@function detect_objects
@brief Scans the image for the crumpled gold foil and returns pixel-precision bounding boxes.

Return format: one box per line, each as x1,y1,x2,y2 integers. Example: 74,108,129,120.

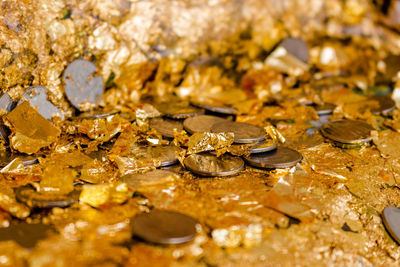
79,182,132,208
187,132,234,156
5,102,60,154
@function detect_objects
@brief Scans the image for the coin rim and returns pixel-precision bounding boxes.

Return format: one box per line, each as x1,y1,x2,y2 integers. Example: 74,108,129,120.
211,121,266,144
183,153,244,177
131,210,198,245
244,146,303,169
320,119,373,144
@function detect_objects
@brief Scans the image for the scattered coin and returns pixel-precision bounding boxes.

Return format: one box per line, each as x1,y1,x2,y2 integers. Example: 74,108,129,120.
280,37,309,63
245,147,303,169
15,185,81,208
243,140,277,154
314,103,336,116
183,115,227,134
131,145,178,167
63,59,104,111
0,92,16,112
74,109,119,120
150,117,183,138
0,222,55,248
155,101,204,119
382,206,400,244
211,121,265,144
368,95,396,115
183,153,244,176
190,101,238,115
121,169,178,188
19,86,64,120
0,92,17,141
320,119,373,144
131,210,198,245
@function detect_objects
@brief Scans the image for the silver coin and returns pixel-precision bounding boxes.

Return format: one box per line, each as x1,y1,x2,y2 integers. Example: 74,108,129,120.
244,140,277,154
19,86,64,120
155,101,204,119
63,59,104,111
320,119,373,144
149,118,183,138
131,210,198,245
368,95,396,115
183,153,244,177
382,206,400,244
314,103,336,116
131,145,178,167
191,102,238,115
74,109,119,120
183,115,226,134
0,92,16,112
245,147,302,169
280,37,309,63
211,121,265,144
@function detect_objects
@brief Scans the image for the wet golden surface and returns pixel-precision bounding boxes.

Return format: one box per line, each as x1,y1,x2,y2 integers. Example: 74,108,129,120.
1,0,400,266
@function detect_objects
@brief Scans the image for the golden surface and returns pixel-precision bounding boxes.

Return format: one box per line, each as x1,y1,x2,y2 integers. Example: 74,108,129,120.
0,0,400,266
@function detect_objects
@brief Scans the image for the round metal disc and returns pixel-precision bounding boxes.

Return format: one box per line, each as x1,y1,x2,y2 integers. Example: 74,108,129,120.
0,92,16,112
131,210,198,245
74,109,119,120
280,37,309,63
245,147,303,169
190,101,238,115
63,59,104,111
320,119,373,144
121,169,178,188
183,115,227,134
15,185,81,208
0,222,55,248
211,121,265,144
382,206,400,244
314,103,336,116
19,86,64,120
131,145,178,167
183,153,244,177
149,118,183,139
156,101,204,119
242,140,277,154
368,95,396,115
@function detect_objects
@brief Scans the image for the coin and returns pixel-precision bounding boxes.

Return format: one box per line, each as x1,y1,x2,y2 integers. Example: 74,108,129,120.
211,121,265,144
368,95,395,115
245,147,303,169
0,222,55,248
243,140,277,154
19,86,64,120
15,185,81,208
320,119,373,144
155,101,204,119
63,59,104,111
0,92,17,141
190,101,238,115
131,210,198,245
382,206,400,244
149,117,183,138
280,37,309,63
183,153,244,176
314,103,336,116
131,145,178,167
183,115,227,134
0,92,16,112
121,169,178,188
74,109,119,120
